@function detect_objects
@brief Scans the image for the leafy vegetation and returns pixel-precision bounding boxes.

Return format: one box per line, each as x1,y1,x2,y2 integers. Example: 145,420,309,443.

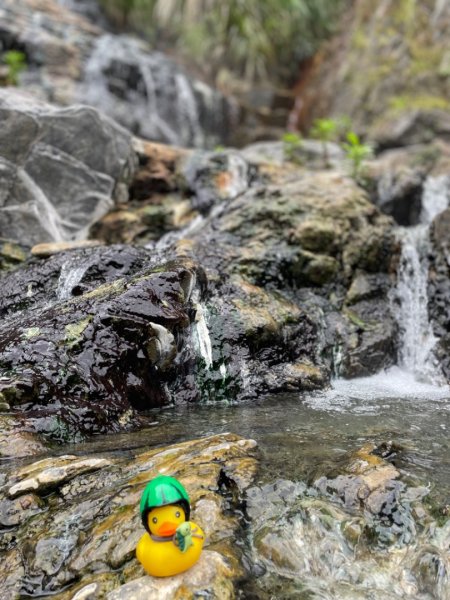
98,0,344,83
342,131,373,180
283,122,373,182
310,118,338,166
309,116,351,166
282,132,302,163
3,50,26,86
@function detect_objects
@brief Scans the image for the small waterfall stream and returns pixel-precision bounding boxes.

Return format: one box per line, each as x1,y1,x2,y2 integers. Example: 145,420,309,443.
56,262,91,300
393,175,450,384
192,302,213,370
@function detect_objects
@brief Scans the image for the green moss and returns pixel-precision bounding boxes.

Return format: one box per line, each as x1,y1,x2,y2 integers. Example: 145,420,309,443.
351,28,368,51
392,0,417,27
343,308,376,331
1,242,27,263
407,44,442,77
70,279,126,303
22,327,41,340
65,316,92,346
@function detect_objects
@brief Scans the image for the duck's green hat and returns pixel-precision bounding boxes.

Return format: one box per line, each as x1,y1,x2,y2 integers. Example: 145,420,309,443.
140,475,190,532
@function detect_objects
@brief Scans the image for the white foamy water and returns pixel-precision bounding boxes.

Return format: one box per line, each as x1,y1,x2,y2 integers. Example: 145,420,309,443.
307,367,450,414
192,302,213,369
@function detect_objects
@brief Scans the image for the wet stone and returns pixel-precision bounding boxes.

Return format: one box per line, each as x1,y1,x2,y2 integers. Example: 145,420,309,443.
0,433,257,598
107,551,234,600
0,415,48,458
8,456,112,498
0,494,44,527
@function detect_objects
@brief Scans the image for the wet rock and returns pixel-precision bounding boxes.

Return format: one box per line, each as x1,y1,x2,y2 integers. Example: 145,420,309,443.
0,494,44,527
429,206,450,381
0,245,153,318
180,169,397,386
0,89,136,245
315,443,401,512
345,272,390,305
339,299,397,378
0,415,48,458
371,110,450,150
365,148,426,225
7,456,111,498
107,551,234,600
241,139,344,170
71,583,101,600
131,140,191,200
0,432,257,599
81,34,238,148
183,150,254,213
0,248,205,439
0,240,28,271
246,444,448,599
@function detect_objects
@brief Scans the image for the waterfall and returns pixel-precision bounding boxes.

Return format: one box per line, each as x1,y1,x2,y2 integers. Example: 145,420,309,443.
393,175,450,384
192,302,213,369
13,168,66,242
57,262,91,300
81,35,230,148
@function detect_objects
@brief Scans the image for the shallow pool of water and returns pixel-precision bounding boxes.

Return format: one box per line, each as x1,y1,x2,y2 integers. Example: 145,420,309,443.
62,368,450,503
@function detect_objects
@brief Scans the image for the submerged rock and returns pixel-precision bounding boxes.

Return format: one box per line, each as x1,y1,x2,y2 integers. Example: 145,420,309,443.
0,432,258,599
245,442,449,600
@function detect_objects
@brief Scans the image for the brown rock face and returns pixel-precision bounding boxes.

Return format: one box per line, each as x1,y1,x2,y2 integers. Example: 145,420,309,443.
296,0,450,146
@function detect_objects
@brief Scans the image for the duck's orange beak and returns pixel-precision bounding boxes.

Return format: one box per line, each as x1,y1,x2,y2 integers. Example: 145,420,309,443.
157,521,177,536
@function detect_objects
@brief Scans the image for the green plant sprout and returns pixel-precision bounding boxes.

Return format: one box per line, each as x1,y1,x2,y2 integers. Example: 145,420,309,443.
310,118,339,167
3,50,26,86
282,132,302,164
343,131,373,180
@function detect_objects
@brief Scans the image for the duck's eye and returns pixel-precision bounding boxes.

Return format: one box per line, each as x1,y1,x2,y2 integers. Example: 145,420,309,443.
175,511,181,518
152,517,158,524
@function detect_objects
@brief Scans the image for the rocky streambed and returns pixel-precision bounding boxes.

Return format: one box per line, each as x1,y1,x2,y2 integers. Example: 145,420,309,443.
1,9,450,595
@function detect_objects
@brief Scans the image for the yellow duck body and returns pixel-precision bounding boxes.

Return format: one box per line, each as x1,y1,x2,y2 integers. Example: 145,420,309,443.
136,504,205,577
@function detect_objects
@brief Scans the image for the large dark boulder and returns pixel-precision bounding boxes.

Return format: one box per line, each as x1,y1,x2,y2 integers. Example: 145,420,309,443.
177,170,398,393
0,246,205,440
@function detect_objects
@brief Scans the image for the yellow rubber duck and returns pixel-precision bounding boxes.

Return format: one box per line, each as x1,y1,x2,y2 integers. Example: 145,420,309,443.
136,475,205,577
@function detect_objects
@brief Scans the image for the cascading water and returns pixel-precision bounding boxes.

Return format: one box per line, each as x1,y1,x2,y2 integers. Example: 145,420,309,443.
81,35,235,148
56,261,91,300
192,301,213,370
392,175,450,384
